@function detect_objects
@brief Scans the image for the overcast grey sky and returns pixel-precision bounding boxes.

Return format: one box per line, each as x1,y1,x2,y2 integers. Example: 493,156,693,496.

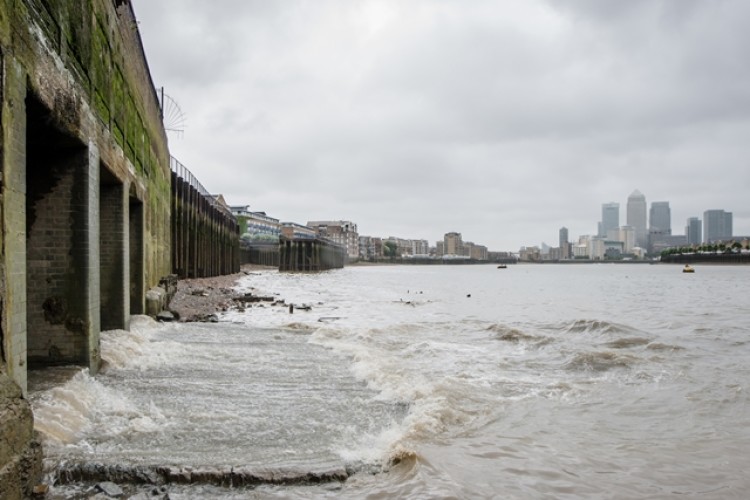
133,0,750,251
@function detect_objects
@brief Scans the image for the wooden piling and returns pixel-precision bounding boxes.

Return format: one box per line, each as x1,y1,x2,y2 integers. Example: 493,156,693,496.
170,157,239,278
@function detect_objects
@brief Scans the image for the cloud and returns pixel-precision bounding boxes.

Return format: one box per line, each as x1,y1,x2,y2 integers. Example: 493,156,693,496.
133,0,750,250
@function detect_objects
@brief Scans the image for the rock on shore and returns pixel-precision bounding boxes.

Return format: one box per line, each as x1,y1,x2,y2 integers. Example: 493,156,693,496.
166,265,281,322
0,372,43,500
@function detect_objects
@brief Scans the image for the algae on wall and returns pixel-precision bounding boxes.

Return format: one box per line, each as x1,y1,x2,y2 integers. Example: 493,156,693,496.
1,0,173,383
10,0,172,288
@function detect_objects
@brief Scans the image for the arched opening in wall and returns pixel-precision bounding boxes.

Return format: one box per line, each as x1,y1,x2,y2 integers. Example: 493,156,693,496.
129,194,144,314
100,165,126,330
25,92,90,368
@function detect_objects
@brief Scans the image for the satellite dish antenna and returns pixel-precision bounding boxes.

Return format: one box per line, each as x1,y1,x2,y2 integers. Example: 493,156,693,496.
159,87,186,137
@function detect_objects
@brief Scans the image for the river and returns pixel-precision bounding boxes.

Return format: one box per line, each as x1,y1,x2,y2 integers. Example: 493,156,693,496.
29,263,750,498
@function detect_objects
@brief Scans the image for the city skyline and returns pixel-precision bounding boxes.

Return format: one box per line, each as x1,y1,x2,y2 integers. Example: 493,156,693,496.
234,187,743,256
545,189,742,255
134,1,750,251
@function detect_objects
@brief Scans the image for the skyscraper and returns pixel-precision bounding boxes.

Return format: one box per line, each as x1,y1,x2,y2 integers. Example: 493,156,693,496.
559,227,570,259
649,201,671,234
599,203,619,238
685,217,702,246
703,210,732,243
627,190,647,248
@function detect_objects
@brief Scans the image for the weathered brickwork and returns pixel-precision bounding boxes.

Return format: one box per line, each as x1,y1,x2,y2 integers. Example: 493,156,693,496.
100,173,127,331
2,0,170,385
25,146,88,365
1,1,172,496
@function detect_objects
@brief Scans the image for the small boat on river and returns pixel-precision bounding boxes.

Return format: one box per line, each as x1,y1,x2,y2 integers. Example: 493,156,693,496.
682,264,695,273
497,264,507,269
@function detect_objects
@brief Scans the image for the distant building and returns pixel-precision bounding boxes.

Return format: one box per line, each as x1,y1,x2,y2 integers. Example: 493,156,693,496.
411,239,430,256
651,235,688,255
488,251,515,262
281,222,318,239
307,220,359,259
444,232,463,256
546,247,562,261
627,190,648,248
230,205,280,239
575,235,592,259
685,217,702,246
519,246,541,262
211,194,231,211
573,244,589,259
617,225,636,253
359,236,382,260
590,238,624,260
465,242,488,261
384,236,412,257
649,201,671,234
703,210,732,243
599,203,620,238
559,227,571,259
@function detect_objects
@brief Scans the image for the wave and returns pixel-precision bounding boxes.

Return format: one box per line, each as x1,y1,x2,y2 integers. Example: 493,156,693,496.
282,322,316,332
30,370,164,447
646,342,685,351
603,337,652,349
561,319,635,335
387,446,419,468
486,324,550,344
565,351,639,372
100,316,192,372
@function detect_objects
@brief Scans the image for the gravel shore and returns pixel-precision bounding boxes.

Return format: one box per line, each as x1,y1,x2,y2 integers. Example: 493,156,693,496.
168,264,277,322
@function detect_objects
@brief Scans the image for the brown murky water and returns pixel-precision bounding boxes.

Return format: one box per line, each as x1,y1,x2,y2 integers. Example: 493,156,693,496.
31,264,750,498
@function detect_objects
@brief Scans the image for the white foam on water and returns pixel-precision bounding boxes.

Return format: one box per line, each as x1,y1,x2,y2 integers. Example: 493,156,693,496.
31,369,164,450
100,315,191,371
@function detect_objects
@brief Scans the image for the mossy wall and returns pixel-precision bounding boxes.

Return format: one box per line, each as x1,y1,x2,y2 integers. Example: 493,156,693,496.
0,0,171,289
1,2,172,493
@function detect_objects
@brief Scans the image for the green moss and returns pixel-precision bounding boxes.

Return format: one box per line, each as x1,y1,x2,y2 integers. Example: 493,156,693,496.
90,16,110,124
10,0,174,285
26,0,61,52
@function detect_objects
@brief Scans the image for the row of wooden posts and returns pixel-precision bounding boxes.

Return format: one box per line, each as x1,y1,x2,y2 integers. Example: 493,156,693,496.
170,158,346,276
170,158,240,278
279,237,346,271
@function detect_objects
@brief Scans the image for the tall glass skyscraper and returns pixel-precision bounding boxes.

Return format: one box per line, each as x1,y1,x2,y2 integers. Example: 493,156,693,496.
559,227,570,259
685,217,702,246
627,190,648,248
649,201,671,234
599,203,619,238
703,210,732,243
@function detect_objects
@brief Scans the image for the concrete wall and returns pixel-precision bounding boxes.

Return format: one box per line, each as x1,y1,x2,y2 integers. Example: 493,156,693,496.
0,372,42,499
1,0,171,386
1,1,171,495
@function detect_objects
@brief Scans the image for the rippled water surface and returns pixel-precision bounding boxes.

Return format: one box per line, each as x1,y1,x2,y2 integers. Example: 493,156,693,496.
30,264,750,498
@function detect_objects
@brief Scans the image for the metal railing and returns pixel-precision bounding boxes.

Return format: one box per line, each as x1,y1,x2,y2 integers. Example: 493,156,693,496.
170,156,235,219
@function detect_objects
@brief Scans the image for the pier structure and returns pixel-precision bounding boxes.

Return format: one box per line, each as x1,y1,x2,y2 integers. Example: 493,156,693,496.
170,158,240,278
240,242,281,268
279,237,346,272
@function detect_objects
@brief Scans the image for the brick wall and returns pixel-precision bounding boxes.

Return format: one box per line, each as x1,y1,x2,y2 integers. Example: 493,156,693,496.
25,145,90,365
100,176,126,330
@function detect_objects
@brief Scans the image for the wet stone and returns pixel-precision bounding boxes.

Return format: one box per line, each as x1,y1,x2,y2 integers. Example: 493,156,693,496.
97,481,124,497
156,311,176,322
